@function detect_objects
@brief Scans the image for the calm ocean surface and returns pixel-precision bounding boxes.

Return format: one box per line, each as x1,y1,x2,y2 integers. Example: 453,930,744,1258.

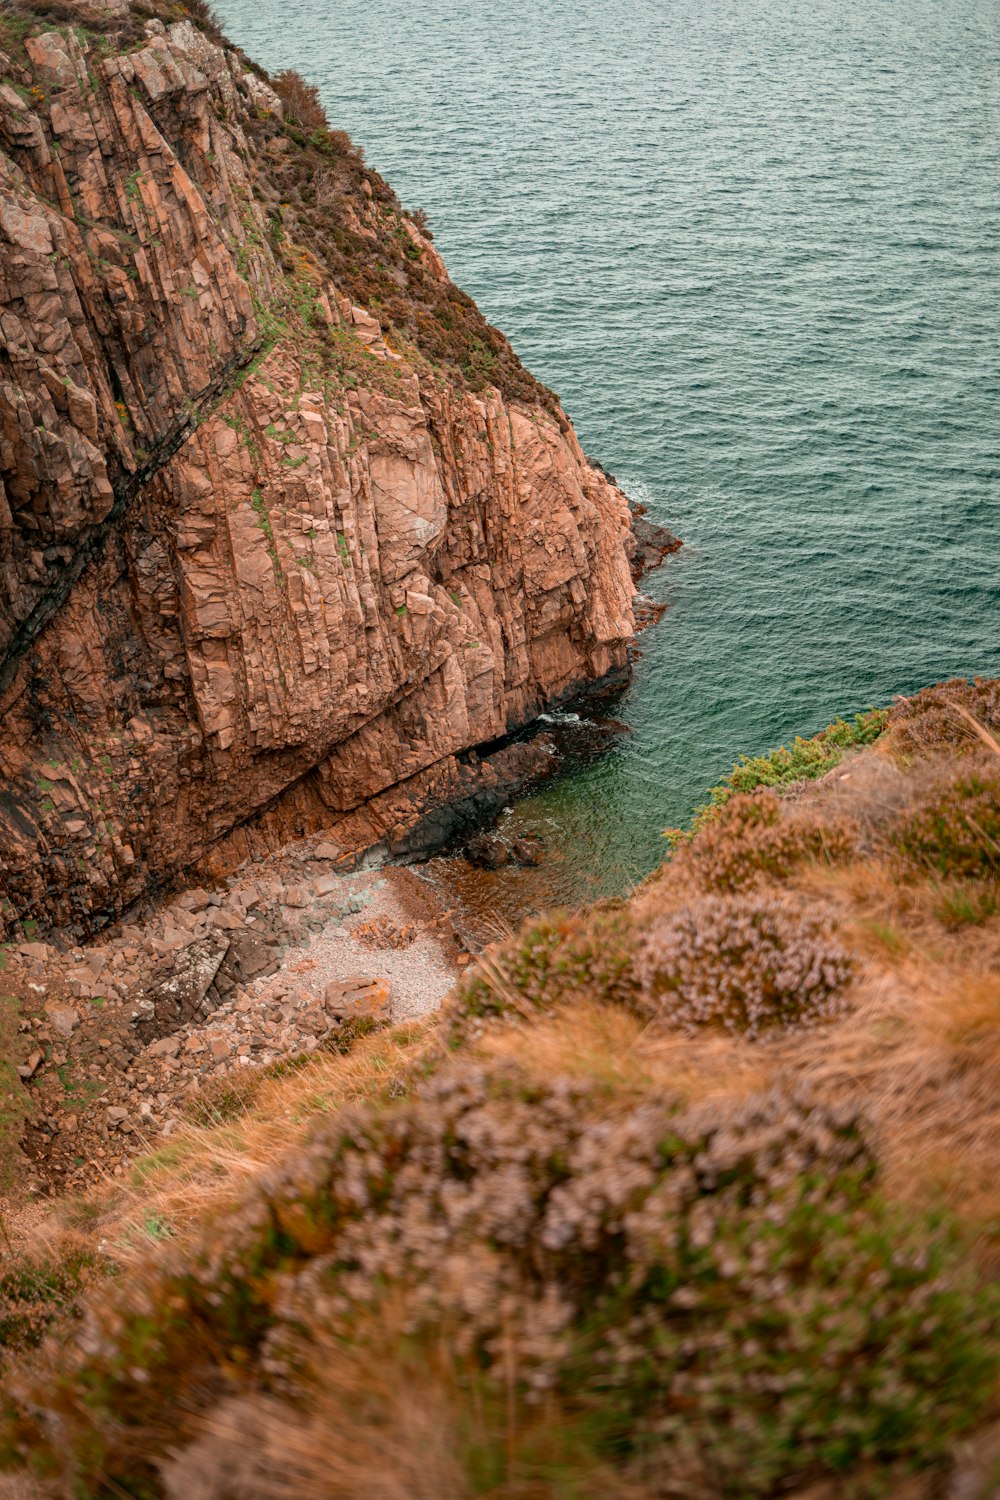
217,0,999,911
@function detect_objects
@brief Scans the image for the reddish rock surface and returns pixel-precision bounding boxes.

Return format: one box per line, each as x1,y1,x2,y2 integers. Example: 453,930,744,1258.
0,5,638,941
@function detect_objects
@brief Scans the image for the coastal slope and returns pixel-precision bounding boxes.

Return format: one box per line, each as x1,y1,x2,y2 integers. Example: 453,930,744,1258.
4,677,1000,1499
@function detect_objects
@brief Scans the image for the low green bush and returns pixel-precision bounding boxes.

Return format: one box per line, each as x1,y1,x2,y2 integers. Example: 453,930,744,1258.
449,903,637,1040
895,759,1000,880
671,709,888,848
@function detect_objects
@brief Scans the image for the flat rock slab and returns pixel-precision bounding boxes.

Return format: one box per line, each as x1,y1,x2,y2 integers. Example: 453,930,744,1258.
133,933,230,1044
323,976,391,1022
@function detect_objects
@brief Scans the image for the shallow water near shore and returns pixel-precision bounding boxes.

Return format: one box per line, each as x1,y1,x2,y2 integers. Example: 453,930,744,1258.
217,0,1000,915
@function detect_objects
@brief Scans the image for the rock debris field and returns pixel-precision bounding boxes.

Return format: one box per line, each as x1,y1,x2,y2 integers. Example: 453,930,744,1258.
2,842,464,1196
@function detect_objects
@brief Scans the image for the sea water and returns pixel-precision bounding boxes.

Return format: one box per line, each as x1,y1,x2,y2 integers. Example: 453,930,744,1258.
215,0,1000,911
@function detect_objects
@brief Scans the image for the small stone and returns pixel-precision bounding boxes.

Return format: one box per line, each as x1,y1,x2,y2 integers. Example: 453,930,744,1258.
17,942,50,961
46,1003,80,1037
207,909,243,931
322,976,391,1022
176,888,216,913
282,885,312,908
83,951,107,979
147,1036,180,1058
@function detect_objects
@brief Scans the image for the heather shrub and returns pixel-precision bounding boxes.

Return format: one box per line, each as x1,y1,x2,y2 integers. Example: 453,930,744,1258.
634,893,854,1038
569,1180,997,1496
894,757,1000,880
669,788,857,893
888,676,1000,757
449,903,637,1040
7,1068,997,1499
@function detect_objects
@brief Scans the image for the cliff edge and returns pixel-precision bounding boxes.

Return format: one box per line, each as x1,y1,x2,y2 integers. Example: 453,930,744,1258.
0,0,637,941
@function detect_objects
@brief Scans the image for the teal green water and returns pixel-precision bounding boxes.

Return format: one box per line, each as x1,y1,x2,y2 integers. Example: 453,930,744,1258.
217,0,1000,909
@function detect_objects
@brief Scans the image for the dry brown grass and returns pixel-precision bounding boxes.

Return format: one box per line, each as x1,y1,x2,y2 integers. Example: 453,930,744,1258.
473,997,767,1109
16,805,1000,1292
14,1021,439,1270
160,1307,648,1500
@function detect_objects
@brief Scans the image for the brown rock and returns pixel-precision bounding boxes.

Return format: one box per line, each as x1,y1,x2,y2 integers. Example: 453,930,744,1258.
147,1037,180,1058
133,934,230,1044
0,10,639,945
511,836,544,867
17,943,51,962
208,909,245,931
322,976,391,1023
45,1003,80,1038
466,833,510,870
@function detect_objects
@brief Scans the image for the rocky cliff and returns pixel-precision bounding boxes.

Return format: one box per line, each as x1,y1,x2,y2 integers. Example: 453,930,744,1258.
0,0,637,941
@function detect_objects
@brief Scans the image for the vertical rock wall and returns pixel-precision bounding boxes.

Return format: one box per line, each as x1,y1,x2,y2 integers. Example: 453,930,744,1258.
0,6,636,938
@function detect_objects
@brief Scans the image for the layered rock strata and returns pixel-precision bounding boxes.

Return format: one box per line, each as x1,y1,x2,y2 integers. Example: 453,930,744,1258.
0,5,637,939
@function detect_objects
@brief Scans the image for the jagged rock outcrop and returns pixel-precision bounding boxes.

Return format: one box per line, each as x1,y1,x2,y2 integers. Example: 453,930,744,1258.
0,2,636,939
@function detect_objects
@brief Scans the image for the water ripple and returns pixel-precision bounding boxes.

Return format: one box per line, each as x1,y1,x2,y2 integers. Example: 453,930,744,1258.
216,0,1000,905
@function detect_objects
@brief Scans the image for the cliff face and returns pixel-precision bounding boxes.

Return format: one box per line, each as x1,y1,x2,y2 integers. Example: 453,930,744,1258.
0,3,636,939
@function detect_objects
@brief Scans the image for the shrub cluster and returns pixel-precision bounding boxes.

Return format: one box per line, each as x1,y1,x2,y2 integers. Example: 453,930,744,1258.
6,1067,997,1498
888,677,1000,756
449,902,637,1040
894,755,1000,880
272,69,329,133
674,709,888,847
668,789,857,894
634,893,854,1038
